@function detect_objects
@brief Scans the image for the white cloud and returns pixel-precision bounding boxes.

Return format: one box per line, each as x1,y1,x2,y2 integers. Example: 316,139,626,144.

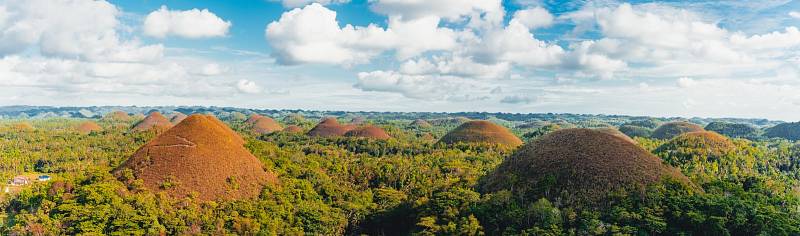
470,20,564,67
144,6,231,39
0,0,163,62
512,7,553,29
369,0,504,28
355,70,494,101
279,0,350,8
399,56,510,79
198,63,225,76
265,3,456,65
676,77,697,88
236,80,262,94
790,11,800,19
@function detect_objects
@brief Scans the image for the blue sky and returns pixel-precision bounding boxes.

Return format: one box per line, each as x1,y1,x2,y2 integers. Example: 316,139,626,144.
1,0,800,120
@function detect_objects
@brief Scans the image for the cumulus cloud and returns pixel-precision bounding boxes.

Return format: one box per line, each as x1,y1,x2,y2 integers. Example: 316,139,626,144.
355,70,494,101
265,3,456,65
512,7,554,29
236,80,263,94
0,0,163,62
790,11,800,19
144,6,231,38
278,0,349,8
369,0,504,28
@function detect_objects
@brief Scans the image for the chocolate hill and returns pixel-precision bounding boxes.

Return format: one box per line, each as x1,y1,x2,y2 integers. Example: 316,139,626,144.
131,112,173,132
618,125,653,138
409,119,432,128
345,126,391,140
651,122,704,139
307,117,356,137
76,121,102,134
282,125,304,133
764,122,800,141
482,129,690,206
251,116,282,134
10,122,34,132
595,127,636,143
245,114,263,125
438,120,522,147
114,114,277,201
656,131,735,164
169,112,188,124
103,111,132,122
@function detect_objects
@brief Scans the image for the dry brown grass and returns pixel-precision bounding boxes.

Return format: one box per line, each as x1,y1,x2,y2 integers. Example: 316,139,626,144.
131,112,173,133
10,122,34,131
595,127,636,144
103,111,132,122
282,125,304,133
114,114,277,201
245,114,263,125
251,116,282,134
169,112,188,124
76,121,102,134
307,117,356,137
438,120,522,147
482,128,690,206
345,125,391,140
656,131,735,159
651,122,704,139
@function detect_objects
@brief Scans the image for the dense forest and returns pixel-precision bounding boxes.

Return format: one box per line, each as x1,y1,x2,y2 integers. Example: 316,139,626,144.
0,108,799,235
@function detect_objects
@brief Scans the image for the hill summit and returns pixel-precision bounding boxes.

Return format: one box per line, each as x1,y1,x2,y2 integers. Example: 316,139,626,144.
651,121,704,139
482,128,690,206
114,114,277,201
131,112,173,132
76,121,102,134
438,120,522,146
251,116,283,134
307,117,356,137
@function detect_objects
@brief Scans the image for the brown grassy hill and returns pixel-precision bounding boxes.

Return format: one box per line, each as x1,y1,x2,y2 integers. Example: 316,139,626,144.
132,113,146,120
656,131,735,164
438,120,523,147
595,127,636,144
245,114,263,125
282,125,304,133
169,112,188,124
76,121,102,134
10,122,34,132
114,114,277,201
307,117,356,137
482,128,690,206
103,111,131,122
131,112,173,132
251,116,282,134
651,122,704,139
410,119,432,128
345,126,391,140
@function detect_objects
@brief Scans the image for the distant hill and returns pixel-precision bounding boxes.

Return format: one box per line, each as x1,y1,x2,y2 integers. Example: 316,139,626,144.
764,122,800,141
651,122,704,139
704,122,759,138
438,120,522,147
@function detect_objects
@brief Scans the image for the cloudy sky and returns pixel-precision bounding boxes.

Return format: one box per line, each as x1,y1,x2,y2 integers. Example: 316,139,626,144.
1,0,800,120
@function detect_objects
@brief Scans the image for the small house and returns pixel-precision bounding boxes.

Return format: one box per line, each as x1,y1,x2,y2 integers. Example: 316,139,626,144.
10,176,30,186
